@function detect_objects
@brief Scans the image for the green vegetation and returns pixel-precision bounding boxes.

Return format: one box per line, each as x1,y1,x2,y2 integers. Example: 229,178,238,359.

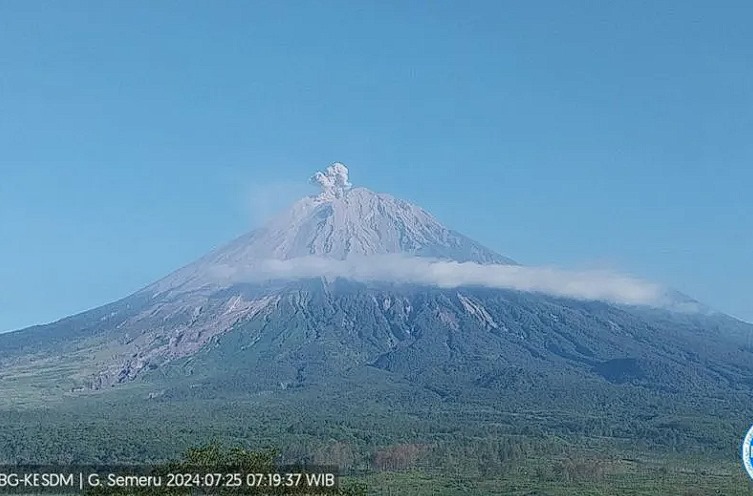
1,389,751,495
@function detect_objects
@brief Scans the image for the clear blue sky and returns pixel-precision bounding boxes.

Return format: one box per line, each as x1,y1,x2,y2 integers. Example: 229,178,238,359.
1,1,751,331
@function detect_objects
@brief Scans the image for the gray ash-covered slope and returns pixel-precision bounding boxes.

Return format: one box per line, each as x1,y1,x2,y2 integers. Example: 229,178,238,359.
151,163,513,295
215,180,511,263
1,163,752,417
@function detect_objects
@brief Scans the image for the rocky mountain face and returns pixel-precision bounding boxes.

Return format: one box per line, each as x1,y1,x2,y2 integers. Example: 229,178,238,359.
150,164,514,296
1,163,752,413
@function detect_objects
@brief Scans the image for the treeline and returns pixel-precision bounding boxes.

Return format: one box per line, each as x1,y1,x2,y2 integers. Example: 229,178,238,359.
0,407,742,466
281,437,565,476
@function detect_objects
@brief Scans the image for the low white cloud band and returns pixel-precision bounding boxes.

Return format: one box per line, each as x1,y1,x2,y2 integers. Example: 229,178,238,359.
210,255,664,306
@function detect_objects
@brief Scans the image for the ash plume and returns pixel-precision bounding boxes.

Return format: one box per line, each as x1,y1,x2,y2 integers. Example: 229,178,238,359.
310,162,352,198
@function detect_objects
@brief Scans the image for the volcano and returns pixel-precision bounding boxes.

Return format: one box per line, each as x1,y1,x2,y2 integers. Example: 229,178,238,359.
1,163,752,429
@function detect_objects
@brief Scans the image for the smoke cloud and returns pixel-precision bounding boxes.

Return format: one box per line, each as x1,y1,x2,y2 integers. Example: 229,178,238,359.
212,255,665,306
310,162,352,198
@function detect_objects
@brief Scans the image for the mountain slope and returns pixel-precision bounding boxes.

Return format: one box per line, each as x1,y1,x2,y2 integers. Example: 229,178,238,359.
151,173,514,295
143,281,753,400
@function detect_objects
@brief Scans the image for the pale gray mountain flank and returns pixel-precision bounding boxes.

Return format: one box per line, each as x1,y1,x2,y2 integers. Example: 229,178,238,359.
235,186,514,263
150,163,514,294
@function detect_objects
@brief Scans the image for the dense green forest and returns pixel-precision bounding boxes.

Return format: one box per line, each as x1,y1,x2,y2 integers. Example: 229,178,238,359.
1,387,752,495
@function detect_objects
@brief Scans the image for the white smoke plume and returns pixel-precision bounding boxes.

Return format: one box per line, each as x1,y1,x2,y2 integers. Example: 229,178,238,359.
310,162,352,198
210,255,665,306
